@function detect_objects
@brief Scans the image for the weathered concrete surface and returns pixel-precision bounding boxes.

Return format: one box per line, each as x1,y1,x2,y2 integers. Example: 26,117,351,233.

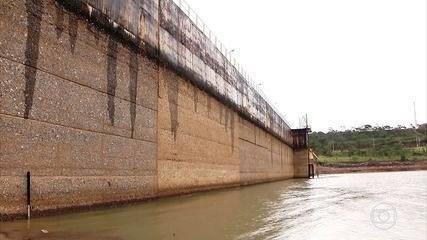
157,67,240,195
48,0,293,145
293,149,309,178
0,0,308,219
239,118,295,185
0,0,159,218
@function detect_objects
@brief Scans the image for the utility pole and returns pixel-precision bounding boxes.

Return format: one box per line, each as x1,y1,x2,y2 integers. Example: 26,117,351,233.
413,101,420,147
305,113,308,128
413,101,418,127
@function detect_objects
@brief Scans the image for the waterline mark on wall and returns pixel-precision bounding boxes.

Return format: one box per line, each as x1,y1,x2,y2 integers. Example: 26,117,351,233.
370,202,397,230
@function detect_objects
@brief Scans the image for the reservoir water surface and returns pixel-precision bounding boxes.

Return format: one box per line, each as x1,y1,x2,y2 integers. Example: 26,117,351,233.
1,171,426,240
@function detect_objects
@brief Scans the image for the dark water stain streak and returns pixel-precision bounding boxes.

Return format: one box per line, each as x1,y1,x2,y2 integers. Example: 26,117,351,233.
23,0,43,119
86,22,100,44
219,106,223,123
107,37,118,126
230,110,235,152
193,86,198,113
129,49,139,138
207,96,211,115
167,72,179,141
270,138,274,166
68,14,79,53
54,2,65,39
224,108,229,131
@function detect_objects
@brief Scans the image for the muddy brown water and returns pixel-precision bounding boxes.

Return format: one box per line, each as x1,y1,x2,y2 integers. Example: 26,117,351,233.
1,171,426,240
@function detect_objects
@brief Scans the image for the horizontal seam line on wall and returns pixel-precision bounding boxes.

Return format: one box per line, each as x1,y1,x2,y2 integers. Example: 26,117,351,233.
0,55,158,112
164,103,230,127
0,113,157,144
238,137,271,150
158,128,235,148
158,158,239,166
0,175,157,177
240,170,292,173
0,167,156,172
158,97,229,127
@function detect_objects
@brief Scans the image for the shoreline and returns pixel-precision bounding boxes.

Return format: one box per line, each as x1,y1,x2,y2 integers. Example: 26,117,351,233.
318,160,427,174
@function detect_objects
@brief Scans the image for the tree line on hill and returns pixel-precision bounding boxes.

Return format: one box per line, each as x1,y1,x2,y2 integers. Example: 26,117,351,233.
309,124,427,163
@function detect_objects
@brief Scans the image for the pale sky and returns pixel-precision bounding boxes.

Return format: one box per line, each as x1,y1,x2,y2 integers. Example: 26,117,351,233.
184,0,427,132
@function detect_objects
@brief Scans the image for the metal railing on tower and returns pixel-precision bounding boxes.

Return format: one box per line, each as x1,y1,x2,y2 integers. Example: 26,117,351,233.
172,0,292,128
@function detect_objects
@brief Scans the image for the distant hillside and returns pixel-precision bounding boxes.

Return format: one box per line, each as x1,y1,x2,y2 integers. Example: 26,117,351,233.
309,124,427,164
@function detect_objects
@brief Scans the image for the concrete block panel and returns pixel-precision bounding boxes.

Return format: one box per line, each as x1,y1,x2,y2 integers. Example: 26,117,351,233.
157,69,240,193
239,139,270,171
140,10,159,49
142,0,159,22
138,56,159,111
0,114,156,175
294,149,309,178
192,54,205,81
239,118,256,144
0,0,158,111
159,67,237,144
0,58,156,142
238,120,295,184
157,160,239,195
160,28,178,66
0,175,156,216
255,128,272,150
0,58,27,118
177,41,188,70
207,97,223,125
205,65,216,89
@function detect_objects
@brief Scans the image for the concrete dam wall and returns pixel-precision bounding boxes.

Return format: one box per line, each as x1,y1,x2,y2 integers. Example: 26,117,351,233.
0,0,309,219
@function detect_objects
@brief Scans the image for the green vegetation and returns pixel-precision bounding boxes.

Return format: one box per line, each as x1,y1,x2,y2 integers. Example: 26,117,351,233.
309,124,427,165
